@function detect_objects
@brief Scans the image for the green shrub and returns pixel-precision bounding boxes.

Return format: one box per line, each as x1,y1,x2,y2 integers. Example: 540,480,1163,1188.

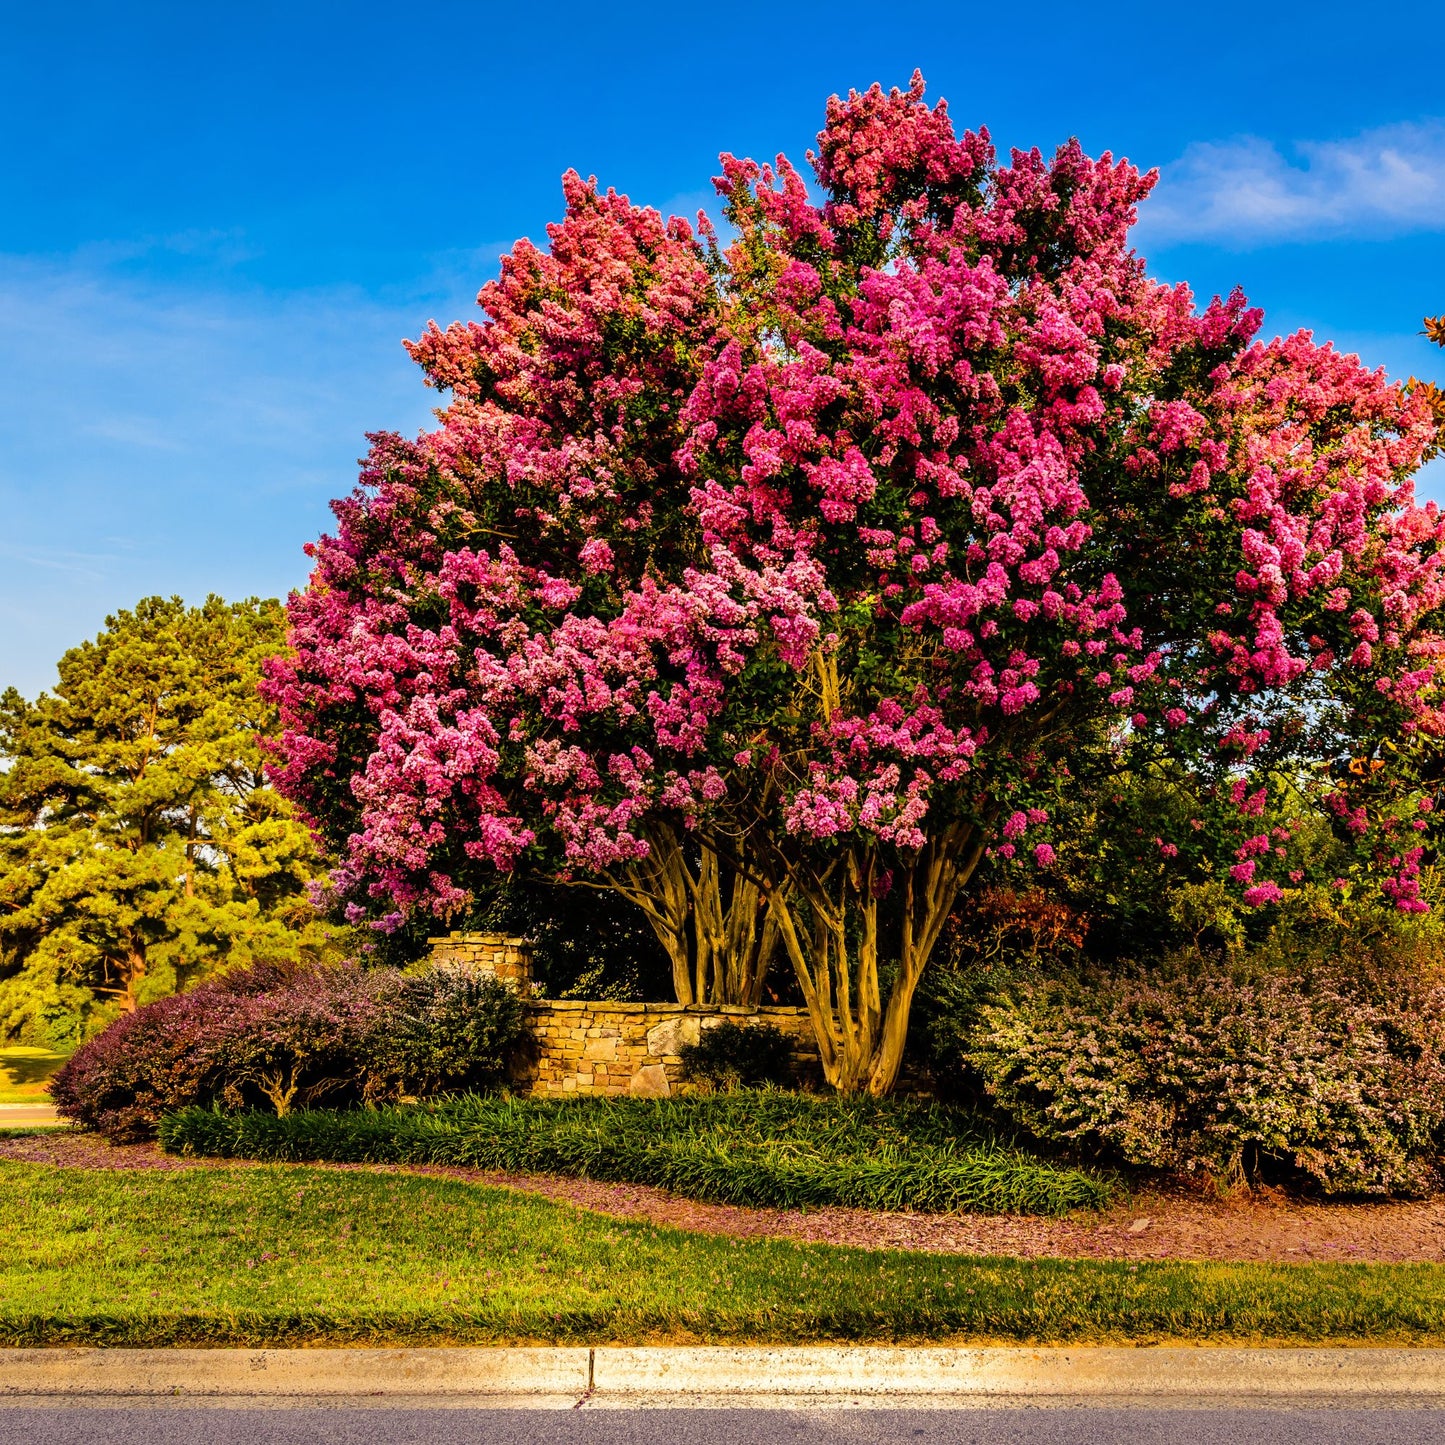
679,1021,794,1090
913,959,1020,1091
960,940,1445,1196
161,1091,1113,1216
379,968,524,1097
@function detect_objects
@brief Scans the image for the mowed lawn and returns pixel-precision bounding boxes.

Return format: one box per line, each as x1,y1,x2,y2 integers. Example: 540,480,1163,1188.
5,1160,1445,1346
0,1047,67,1105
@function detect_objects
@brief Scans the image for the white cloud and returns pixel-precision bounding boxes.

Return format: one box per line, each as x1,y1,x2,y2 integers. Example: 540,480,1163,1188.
1140,122,1445,246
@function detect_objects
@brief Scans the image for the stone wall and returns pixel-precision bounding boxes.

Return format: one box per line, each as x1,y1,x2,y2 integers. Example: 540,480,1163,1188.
515,1001,820,1097
428,932,820,1097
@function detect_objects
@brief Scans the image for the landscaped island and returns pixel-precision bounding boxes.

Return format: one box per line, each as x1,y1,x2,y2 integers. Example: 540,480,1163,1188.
4,74,1445,1353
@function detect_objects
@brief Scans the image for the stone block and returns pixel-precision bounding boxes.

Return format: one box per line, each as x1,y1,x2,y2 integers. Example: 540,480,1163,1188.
645,1016,701,1058
628,1063,671,1098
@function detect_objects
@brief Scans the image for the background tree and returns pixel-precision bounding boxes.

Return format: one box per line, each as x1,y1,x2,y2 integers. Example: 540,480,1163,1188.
0,596,341,1047
272,76,1445,1092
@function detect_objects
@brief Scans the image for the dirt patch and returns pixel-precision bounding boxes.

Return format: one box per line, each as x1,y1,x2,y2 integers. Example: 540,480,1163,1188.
5,1130,1445,1264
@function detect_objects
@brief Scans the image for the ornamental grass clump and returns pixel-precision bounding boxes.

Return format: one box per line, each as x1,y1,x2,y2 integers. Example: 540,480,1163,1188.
161,1090,1113,1216
50,963,522,1141
961,940,1445,1196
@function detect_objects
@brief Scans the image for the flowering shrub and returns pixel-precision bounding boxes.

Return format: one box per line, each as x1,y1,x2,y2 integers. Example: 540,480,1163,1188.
270,73,1445,1094
49,963,522,1140
961,940,1445,1195
49,970,263,1141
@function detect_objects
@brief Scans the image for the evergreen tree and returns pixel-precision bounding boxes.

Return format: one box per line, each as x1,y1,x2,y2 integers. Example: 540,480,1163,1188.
0,596,340,1047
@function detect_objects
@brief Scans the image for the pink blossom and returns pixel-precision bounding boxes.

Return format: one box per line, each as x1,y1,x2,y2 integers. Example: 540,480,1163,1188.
1242,881,1285,906
579,538,615,574
265,74,1445,941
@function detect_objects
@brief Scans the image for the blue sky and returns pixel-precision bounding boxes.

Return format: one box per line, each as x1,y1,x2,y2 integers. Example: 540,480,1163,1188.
2,0,1443,697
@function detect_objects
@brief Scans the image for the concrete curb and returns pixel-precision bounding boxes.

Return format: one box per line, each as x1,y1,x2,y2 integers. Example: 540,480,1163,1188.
6,1346,1445,1408
0,1348,589,1409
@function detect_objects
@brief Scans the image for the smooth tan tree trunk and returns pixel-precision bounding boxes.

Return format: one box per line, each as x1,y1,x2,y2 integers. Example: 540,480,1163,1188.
604,828,780,1006
768,830,985,1094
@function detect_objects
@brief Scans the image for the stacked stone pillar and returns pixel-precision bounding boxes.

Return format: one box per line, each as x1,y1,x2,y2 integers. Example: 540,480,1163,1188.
426,931,534,992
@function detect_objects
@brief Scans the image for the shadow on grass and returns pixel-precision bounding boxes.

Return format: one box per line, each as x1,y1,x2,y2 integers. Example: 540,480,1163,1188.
0,1047,69,1102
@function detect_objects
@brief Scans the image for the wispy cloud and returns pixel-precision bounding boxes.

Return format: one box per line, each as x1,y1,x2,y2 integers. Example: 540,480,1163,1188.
81,414,188,451
1140,122,1445,246
0,247,499,698
0,542,117,583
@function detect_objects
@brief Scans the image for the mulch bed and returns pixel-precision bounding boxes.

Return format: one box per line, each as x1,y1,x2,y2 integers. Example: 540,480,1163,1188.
8,1129,1445,1265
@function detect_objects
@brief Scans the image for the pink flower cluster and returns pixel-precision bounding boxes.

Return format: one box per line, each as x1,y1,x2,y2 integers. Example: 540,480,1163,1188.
266,75,1445,925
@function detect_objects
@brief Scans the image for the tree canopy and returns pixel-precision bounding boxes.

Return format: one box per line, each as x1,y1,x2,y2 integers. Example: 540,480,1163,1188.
1411,313,1445,429
270,75,1445,1091
0,596,338,1047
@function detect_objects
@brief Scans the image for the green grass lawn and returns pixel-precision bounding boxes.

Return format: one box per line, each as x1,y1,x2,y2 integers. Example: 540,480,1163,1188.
5,1159,1445,1347
0,1046,67,1105
161,1091,1112,1216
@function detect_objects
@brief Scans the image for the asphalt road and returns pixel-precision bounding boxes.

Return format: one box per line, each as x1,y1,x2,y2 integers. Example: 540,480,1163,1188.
0,1103,59,1125
4,1410,1445,1445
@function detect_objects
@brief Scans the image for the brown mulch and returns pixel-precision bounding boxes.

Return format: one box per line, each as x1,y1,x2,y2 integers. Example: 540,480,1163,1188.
5,1129,1445,1265
0,1131,246,1172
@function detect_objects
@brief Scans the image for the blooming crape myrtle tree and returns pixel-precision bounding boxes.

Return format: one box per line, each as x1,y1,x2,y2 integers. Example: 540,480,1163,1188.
659,79,1444,1089
274,75,1444,1092
268,174,783,1006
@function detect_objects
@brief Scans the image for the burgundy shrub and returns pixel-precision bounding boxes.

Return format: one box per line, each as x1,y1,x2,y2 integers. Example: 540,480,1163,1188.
50,962,522,1141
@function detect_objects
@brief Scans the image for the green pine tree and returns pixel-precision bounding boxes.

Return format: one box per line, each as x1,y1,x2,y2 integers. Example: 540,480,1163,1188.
0,596,345,1047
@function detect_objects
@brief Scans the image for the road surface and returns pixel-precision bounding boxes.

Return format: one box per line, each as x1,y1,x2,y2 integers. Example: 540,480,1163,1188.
0,1103,60,1127
4,1409,1445,1444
